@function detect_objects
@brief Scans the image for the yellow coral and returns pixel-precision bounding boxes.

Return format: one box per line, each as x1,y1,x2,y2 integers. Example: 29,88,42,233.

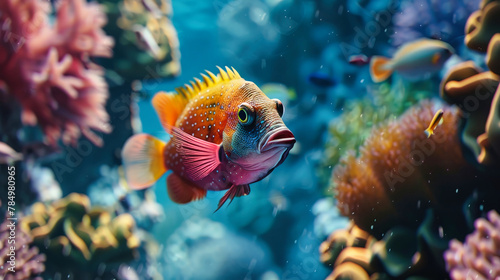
21,193,140,273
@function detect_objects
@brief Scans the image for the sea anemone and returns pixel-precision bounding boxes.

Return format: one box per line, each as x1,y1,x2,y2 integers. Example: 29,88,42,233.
321,82,433,189
333,100,476,237
444,210,500,279
0,215,46,279
0,0,113,146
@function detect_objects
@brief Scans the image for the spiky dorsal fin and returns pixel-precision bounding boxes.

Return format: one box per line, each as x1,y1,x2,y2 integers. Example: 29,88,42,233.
151,66,242,134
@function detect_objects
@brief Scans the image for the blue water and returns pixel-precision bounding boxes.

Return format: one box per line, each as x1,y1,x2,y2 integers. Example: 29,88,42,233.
3,0,488,279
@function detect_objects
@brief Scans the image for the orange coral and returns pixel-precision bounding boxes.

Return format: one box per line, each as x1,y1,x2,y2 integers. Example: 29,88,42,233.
333,100,476,236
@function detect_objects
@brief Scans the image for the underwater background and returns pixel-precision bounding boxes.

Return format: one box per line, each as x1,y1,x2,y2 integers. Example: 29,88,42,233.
2,0,500,279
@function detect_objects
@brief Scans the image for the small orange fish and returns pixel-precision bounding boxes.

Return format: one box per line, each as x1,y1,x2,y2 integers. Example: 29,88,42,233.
122,67,295,211
424,109,444,138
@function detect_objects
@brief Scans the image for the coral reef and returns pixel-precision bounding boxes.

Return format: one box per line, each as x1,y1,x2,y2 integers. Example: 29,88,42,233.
312,197,349,239
99,0,180,83
0,215,46,279
320,209,451,279
444,210,500,279
440,0,500,167
29,165,62,203
332,100,477,237
0,0,113,146
321,81,433,189
464,0,500,52
20,193,140,277
87,165,164,230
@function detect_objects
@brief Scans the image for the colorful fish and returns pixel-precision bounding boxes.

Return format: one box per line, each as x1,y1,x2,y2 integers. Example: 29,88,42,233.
424,109,444,138
122,67,296,211
348,54,370,65
370,39,454,83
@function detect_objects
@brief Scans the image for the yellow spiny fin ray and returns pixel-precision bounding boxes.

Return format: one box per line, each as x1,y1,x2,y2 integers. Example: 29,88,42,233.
217,66,229,80
206,70,218,82
172,66,242,98
153,67,243,132
200,73,214,87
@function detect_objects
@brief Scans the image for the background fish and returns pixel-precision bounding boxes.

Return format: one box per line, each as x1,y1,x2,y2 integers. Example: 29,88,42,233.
122,67,295,211
370,39,454,82
308,72,336,88
424,109,444,138
348,54,370,65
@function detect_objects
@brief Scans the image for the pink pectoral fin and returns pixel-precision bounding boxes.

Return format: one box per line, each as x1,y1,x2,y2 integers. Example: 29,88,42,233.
215,184,251,212
171,127,221,181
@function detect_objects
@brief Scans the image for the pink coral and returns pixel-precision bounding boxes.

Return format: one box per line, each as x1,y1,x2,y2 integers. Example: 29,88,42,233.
0,216,46,279
0,0,114,146
444,210,500,279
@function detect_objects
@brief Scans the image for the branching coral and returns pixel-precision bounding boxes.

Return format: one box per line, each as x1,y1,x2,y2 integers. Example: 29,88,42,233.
0,0,113,146
332,100,477,237
20,193,140,276
0,216,46,279
444,210,500,279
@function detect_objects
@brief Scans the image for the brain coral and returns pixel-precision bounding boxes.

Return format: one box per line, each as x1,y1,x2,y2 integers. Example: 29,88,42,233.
332,100,478,237
444,210,500,279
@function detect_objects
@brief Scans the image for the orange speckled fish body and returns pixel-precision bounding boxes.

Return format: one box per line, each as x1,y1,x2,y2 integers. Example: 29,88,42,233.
163,77,244,191
166,77,290,189
122,66,295,209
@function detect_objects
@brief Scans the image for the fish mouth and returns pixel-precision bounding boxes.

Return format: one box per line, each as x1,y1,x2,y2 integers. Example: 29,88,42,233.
259,127,296,153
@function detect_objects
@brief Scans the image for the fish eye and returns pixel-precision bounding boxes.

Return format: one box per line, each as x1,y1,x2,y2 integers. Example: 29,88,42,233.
273,99,284,117
238,103,255,125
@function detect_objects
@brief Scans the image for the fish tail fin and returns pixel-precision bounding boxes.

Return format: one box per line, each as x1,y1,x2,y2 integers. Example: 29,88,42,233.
370,56,393,83
122,134,168,190
424,128,433,138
